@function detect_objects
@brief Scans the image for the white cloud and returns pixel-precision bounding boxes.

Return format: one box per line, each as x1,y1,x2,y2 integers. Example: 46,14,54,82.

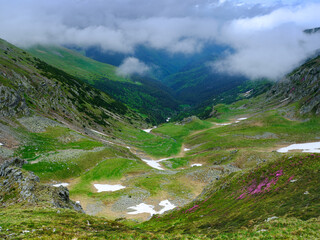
211,3,320,79
116,57,150,76
0,0,319,80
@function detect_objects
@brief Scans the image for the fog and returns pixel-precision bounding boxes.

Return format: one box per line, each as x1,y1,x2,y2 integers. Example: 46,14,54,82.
1,0,319,79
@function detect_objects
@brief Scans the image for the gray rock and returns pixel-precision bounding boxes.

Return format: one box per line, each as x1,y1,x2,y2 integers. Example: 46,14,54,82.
0,158,83,212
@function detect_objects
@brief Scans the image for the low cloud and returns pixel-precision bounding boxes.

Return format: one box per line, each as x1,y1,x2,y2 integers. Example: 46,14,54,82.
116,57,150,76
1,0,320,80
211,3,320,80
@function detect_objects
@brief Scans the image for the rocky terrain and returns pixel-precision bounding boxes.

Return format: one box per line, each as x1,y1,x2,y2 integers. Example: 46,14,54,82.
0,38,146,132
265,56,320,116
0,158,82,212
0,37,319,239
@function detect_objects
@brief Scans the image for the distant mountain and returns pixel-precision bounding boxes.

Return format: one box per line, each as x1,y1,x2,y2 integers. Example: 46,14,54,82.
79,44,253,106
304,27,320,34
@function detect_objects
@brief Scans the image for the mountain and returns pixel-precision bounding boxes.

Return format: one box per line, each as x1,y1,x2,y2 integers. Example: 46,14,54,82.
304,27,320,34
265,55,320,116
1,39,320,239
27,45,180,124
74,44,254,106
0,39,144,131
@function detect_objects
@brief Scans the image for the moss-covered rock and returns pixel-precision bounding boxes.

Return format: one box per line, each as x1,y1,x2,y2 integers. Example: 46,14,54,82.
0,158,83,212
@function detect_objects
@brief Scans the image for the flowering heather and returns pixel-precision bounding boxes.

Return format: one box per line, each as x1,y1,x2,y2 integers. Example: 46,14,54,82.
236,168,285,200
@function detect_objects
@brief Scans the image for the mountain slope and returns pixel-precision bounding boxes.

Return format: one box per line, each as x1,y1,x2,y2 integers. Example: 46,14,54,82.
80,44,257,107
27,45,180,124
142,153,320,237
0,39,145,131
265,55,320,116
1,40,320,239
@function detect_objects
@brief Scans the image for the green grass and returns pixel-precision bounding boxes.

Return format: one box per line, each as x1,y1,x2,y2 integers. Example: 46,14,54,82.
115,118,211,158
27,45,134,84
214,217,320,239
0,206,200,240
23,148,132,181
17,126,104,160
184,111,320,164
163,157,190,169
142,153,320,235
1,206,319,239
71,158,150,196
153,118,212,142
115,126,181,158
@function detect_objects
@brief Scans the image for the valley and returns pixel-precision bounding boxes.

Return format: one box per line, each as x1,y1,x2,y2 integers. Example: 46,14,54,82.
0,18,320,240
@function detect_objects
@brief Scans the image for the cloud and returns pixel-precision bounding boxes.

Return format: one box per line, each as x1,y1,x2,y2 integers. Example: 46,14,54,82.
0,0,320,79
211,3,320,79
116,57,150,76
0,0,273,53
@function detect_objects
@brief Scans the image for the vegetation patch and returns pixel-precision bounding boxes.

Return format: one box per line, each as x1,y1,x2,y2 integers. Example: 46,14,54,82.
143,154,320,235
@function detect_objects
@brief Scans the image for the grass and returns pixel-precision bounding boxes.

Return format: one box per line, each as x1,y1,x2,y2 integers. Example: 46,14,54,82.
115,117,212,158
16,126,104,160
115,126,181,158
23,147,133,181
214,217,320,239
70,158,150,196
1,206,319,239
27,45,134,84
0,206,190,240
163,157,190,169
153,117,212,143
142,153,320,235
183,111,320,165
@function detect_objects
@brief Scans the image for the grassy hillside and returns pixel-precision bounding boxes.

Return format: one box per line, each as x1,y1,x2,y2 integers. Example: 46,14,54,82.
1,40,320,239
142,153,320,237
27,45,180,124
28,45,133,85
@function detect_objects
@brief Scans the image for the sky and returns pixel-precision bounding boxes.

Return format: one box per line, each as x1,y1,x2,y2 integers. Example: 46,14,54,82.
0,0,320,79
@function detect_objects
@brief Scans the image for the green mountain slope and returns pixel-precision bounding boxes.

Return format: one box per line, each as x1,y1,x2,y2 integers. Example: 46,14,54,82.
0,39,145,131
143,153,320,238
1,39,320,240
27,45,180,124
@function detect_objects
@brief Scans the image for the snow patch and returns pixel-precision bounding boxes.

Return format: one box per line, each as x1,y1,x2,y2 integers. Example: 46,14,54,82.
141,158,170,170
127,200,176,216
277,142,320,153
94,184,126,192
191,164,202,167
142,126,157,133
216,123,232,126
237,118,248,121
53,183,69,187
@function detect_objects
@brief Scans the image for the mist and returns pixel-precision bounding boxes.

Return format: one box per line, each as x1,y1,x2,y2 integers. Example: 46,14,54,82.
117,57,150,76
1,0,320,79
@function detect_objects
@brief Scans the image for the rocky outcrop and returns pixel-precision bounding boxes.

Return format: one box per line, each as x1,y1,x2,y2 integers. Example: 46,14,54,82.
266,56,320,115
0,158,83,212
0,85,30,117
